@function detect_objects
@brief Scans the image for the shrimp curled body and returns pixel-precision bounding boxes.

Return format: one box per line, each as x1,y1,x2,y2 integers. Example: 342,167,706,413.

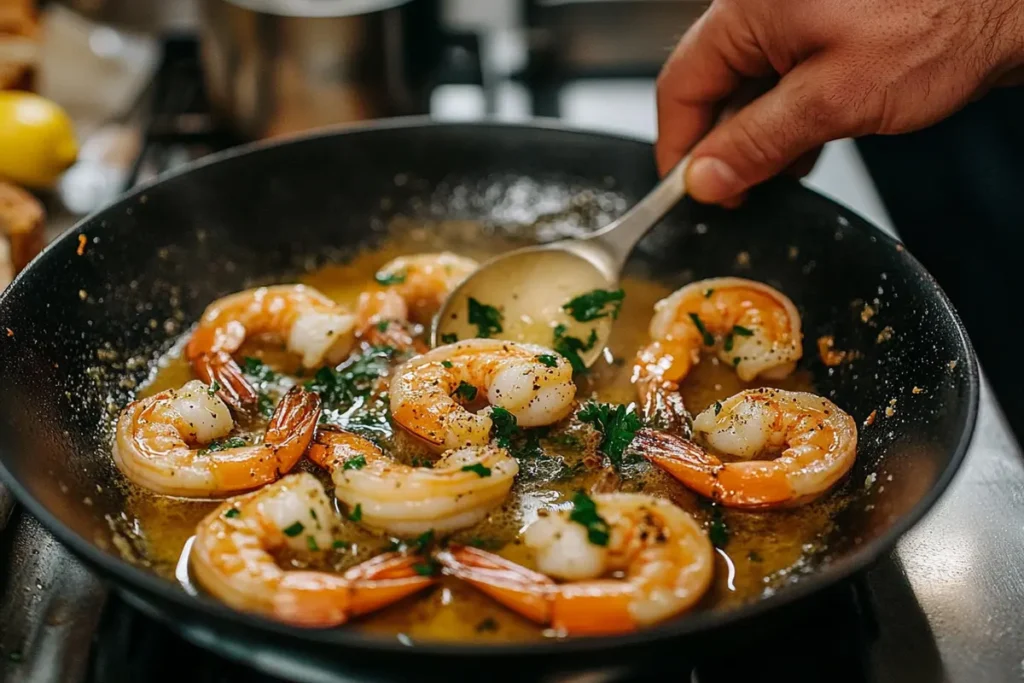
113,380,321,497
389,339,576,451
190,473,435,627
309,427,518,536
637,388,857,509
436,493,714,636
186,285,356,409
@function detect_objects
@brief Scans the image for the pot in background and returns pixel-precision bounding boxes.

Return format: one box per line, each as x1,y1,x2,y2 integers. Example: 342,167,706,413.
198,0,479,140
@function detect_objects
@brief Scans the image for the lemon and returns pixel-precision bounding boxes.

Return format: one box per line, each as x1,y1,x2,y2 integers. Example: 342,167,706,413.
0,91,79,189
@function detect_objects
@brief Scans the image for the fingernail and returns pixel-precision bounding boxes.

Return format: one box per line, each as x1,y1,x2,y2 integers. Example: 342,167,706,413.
687,157,742,203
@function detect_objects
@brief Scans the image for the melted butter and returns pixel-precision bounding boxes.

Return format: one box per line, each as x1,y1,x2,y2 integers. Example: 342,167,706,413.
124,223,849,643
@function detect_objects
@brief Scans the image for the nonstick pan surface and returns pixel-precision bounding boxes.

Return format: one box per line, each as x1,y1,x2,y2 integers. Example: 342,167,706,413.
0,119,978,680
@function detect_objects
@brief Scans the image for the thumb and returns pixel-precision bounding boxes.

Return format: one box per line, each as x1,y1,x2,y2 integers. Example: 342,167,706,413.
685,63,855,204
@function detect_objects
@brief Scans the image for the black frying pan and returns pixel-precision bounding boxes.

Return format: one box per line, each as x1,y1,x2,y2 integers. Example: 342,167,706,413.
0,120,978,681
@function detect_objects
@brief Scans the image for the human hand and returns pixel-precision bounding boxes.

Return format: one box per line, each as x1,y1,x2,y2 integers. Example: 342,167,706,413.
656,0,1024,206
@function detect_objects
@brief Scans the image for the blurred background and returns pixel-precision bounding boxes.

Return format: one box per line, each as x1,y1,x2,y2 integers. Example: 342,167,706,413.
1,0,1021,438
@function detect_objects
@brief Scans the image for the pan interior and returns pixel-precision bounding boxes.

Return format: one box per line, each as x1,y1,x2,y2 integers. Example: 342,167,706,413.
0,123,976,650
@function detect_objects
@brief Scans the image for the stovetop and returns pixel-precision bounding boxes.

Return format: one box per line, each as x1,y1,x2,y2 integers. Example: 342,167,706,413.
3,34,1024,683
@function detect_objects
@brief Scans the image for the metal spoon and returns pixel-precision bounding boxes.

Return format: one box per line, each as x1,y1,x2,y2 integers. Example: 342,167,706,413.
431,156,690,369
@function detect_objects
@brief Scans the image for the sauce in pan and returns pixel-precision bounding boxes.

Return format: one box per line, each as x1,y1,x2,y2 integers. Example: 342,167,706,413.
117,227,851,643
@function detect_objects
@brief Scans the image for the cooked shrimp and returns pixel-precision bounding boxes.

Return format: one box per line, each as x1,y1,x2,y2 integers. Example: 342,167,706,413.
309,427,518,536
436,493,714,635
634,278,802,421
636,388,857,509
186,285,356,409
190,472,435,627
113,380,321,497
367,252,478,324
389,339,576,451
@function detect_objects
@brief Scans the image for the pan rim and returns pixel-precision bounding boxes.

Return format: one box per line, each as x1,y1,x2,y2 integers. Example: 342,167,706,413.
0,116,980,658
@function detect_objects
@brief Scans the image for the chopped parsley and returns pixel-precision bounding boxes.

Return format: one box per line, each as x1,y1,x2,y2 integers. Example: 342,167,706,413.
413,561,438,576
453,381,478,401
306,536,320,552
241,356,278,383
461,463,492,477
332,539,350,550
688,313,715,346
468,298,503,338
283,521,304,537
476,617,499,632
304,345,394,410
224,507,241,519
708,505,729,548
256,392,275,418
198,436,246,456
343,455,367,470
703,288,714,298
441,360,453,368
489,406,519,450
713,401,723,416
553,324,599,373
413,529,435,552
562,288,625,322
733,356,741,367
309,508,319,521
569,491,610,546
207,380,221,397
375,320,390,332
724,324,754,352
411,456,434,468
347,504,362,522
440,333,459,344
374,270,407,286
535,354,558,368
577,401,642,469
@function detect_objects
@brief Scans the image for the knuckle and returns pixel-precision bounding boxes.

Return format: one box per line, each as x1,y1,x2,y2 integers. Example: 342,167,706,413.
725,119,788,177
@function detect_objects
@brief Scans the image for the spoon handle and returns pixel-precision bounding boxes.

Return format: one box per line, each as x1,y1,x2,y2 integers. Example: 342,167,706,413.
587,155,690,273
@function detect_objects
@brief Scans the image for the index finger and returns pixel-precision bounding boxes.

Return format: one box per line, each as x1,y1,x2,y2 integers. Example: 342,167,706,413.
655,4,773,175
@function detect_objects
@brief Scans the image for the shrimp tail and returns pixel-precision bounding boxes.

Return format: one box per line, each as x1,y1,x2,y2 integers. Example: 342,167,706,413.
436,545,555,625
633,428,723,500
342,552,437,617
264,386,322,466
194,350,258,411
638,379,692,437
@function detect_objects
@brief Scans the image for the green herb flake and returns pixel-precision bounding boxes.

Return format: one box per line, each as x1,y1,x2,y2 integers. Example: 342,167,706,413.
198,435,247,456
441,360,453,368
453,381,478,401
283,521,305,537
733,356,742,367
703,288,714,299
713,401,723,416
241,356,278,383
535,354,558,368
224,507,241,519
332,540,350,550
376,320,390,332
569,490,611,546
343,455,367,470
207,380,221,396
468,298,504,338
577,401,642,469
688,313,715,346
375,270,407,286
303,345,395,410
489,406,520,450
732,325,754,337
257,392,275,418
413,561,438,577
306,535,320,552
461,463,492,478
411,456,434,469
414,529,435,552
553,324,599,373
440,333,459,344
723,334,734,353
708,505,730,548
309,508,319,521
562,288,625,322
475,617,499,633
347,504,363,522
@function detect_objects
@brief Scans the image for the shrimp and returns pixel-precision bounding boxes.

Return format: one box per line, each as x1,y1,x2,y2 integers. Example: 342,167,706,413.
366,252,478,324
389,339,576,451
190,472,435,627
112,379,321,497
634,278,802,424
186,285,356,409
435,493,714,635
309,427,518,536
635,388,857,509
